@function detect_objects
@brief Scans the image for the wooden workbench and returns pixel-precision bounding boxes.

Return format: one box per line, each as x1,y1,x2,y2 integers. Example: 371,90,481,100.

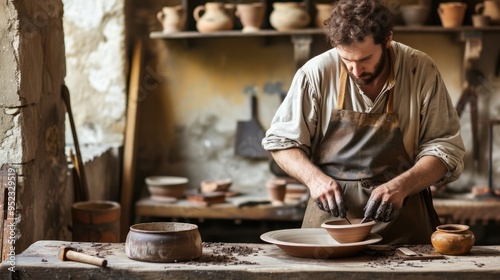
433,194,500,225
2,240,500,279
135,191,307,221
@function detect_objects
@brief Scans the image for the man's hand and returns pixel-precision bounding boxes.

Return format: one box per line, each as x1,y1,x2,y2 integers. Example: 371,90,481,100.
269,148,347,218
363,183,406,222
310,178,347,218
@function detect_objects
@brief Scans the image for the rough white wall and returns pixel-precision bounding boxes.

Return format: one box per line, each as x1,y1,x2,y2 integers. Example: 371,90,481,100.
62,0,127,146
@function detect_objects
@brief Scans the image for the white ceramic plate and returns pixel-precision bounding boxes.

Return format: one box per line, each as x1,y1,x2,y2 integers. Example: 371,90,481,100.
260,228,382,259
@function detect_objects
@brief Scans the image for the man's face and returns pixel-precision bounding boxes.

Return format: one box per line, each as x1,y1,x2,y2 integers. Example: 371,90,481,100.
337,36,388,86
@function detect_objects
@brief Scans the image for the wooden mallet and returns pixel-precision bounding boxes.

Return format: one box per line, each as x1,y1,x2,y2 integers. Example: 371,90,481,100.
58,246,108,267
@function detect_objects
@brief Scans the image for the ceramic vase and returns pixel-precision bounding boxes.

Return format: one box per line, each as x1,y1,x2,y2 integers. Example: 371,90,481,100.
270,2,311,31
236,3,266,32
437,2,467,28
193,2,233,33
156,5,186,33
431,224,475,255
315,3,334,28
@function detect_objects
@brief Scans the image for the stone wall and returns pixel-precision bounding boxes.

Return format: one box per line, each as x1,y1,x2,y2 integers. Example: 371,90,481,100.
62,0,128,146
0,0,69,253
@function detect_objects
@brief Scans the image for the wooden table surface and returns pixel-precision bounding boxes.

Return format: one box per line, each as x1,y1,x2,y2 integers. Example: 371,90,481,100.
2,240,500,279
135,191,308,221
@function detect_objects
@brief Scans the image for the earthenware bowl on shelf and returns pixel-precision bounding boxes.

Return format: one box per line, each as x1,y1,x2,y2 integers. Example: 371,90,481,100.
200,178,232,193
145,176,188,199
321,219,376,243
125,222,202,262
260,228,382,259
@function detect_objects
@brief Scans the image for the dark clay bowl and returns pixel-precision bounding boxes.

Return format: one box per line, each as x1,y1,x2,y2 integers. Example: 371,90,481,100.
125,222,202,262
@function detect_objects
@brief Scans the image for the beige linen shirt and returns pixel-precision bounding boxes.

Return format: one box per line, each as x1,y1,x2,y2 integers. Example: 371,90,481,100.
262,41,465,184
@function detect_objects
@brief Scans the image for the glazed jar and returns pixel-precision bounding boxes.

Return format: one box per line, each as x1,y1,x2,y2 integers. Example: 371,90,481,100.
431,224,475,255
193,2,233,33
270,2,311,31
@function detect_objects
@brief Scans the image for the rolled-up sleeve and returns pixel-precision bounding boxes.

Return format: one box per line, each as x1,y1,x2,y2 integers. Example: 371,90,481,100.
415,66,465,185
262,69,319,156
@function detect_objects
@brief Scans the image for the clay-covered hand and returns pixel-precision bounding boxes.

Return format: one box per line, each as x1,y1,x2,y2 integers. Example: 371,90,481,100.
363,183,406,222
310,179,347,218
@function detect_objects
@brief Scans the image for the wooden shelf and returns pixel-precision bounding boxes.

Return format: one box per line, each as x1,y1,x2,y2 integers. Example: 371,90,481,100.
150,25,500,40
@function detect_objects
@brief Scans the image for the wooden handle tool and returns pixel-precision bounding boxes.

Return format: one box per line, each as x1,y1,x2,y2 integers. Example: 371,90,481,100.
58,246,107,267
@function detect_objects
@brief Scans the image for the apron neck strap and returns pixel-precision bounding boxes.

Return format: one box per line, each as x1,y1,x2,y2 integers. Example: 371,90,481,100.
337,46,395,113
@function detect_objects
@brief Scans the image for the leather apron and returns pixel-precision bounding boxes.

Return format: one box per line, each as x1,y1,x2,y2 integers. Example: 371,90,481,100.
302,56,440,245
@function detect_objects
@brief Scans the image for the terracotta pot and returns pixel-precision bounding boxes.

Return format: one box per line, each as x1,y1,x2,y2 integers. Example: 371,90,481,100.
431,224,475,255
266,178,287,204
315,3,334,28
236,3,266,32
72,200,121,243
270,2,311,31
438,2,467,28
475,0,500,25
156,5,186,33
193,2,233,33
125,222,202,262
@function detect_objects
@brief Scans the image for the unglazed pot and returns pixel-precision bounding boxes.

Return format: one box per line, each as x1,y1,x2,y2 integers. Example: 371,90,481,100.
437,2,467,28
156,6,186,33
270,2,310,31
475,0,500,25
236,2,266,32
315,3,334,28
431,224,475,255
125,222,202,262
193,2,233,33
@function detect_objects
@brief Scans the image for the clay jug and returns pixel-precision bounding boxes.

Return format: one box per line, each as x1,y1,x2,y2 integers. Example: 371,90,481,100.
431,224,475,256
270,2,311,31
438,2,467,28
156,6,186,33
475,0,500,25
236,3,266,32
315,3,334,28
193,2,233,33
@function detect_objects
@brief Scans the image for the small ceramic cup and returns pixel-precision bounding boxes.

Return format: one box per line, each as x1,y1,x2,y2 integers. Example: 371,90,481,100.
472,14,491,27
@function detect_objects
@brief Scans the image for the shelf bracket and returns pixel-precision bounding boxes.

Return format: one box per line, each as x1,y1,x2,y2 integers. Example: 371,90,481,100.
291,35,313,70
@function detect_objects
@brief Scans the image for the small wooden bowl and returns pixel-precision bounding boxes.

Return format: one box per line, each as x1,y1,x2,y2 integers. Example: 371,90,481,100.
200,178,232,193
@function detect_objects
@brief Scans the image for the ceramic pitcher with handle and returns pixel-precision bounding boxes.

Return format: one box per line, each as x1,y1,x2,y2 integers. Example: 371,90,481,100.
157,5,186,33
475,0,500,25
193,2,233,33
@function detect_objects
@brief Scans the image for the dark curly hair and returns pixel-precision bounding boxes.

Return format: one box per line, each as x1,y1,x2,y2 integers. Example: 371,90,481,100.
324,0,394,47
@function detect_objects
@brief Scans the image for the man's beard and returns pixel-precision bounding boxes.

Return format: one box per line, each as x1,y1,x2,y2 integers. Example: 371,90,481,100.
349,46,387,86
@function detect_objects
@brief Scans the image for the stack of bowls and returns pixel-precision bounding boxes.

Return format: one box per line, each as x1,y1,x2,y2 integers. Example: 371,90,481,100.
146,176,188,200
